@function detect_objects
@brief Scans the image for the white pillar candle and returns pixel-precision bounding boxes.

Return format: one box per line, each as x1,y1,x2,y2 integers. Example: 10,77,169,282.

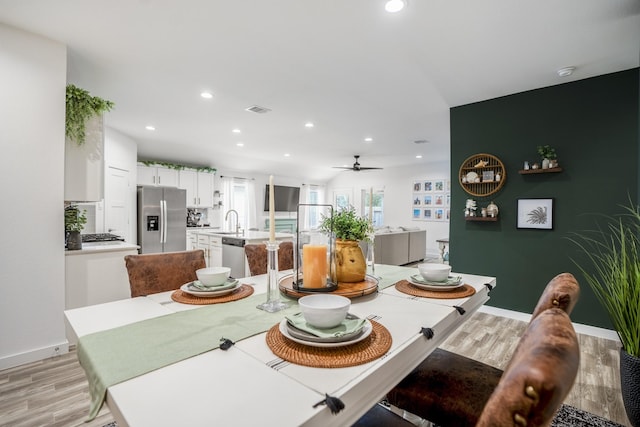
269,175,275,242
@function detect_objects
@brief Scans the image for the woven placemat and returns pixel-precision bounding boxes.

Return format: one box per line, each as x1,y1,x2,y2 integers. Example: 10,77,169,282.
265,320,392,368
171,284,254,305
395,280,476,299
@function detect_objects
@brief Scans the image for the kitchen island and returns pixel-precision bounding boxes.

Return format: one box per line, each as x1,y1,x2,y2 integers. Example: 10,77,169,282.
186,229,294,277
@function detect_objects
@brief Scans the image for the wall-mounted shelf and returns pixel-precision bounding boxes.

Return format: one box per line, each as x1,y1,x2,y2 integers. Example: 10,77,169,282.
518,167,563,175
465,216,498,222
459,153,506,197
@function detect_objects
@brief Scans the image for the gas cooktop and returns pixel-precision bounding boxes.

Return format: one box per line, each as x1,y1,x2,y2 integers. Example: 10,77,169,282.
81,233,125,243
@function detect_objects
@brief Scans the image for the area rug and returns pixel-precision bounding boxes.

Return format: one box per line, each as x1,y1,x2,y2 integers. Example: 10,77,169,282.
101,404,626,427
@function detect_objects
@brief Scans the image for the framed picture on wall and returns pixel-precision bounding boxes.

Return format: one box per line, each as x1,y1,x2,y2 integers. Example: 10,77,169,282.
413,208,421,219
424,181,433,192
434,180,444,191
413,182,422,192
517,198,554,230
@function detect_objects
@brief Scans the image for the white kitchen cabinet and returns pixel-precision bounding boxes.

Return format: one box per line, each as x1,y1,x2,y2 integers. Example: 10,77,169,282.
179,169,214,208
65,114,104,202
196,234,222,267
137,164,179,187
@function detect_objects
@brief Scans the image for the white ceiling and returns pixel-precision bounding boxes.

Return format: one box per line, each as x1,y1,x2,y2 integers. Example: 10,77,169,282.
1,0,639,182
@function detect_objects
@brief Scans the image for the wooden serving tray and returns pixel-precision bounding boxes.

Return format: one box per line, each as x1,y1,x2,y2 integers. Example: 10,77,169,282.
278,274,378,299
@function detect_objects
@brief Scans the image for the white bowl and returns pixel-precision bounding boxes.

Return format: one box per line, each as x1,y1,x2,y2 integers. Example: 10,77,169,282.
196,267,231,286
298,294,351,329
418,263,452,282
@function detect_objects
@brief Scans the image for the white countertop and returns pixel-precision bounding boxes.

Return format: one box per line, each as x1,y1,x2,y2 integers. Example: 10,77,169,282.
188,229,294,241
65,242,139,256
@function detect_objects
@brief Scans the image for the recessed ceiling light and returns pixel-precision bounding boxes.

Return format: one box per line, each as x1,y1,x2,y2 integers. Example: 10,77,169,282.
284,153,291,157
385,0,406,13
145,125,155,131
200,92,213,99
364,137,373,142
305,122,314,128
557,67,576,77
232,128,241,133
236,142,244,147
416,155,423,159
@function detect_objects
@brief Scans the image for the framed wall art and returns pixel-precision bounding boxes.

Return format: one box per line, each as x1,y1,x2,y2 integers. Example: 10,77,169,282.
411,178,450,222
517,198,554,230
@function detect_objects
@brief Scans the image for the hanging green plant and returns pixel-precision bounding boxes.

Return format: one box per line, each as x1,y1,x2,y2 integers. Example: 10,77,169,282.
65,84,114,146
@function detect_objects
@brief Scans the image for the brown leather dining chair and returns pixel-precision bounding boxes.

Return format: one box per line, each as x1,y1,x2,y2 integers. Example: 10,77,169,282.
124,249,206,297
244,241,294,276
353,272,581,427
355,273,580,427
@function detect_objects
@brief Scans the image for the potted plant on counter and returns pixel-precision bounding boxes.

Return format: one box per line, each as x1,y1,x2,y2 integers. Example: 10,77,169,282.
65,205,87,250
569,201,640,426
319,206,373,283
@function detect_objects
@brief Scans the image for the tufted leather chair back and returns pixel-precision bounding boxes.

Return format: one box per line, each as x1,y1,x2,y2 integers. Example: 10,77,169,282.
476,308,580,427
124,249,206,297
530,272,580,320
244,241,293,276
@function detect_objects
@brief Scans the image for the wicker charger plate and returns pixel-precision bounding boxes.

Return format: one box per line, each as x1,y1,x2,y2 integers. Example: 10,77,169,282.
278,274,378,299
171,284,254,305
395,280,476,299
266,320,391,368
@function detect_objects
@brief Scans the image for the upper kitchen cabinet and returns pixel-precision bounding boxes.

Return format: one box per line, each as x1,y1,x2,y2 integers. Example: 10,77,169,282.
137,163,179,187
64,114,104,202
179,169,214,208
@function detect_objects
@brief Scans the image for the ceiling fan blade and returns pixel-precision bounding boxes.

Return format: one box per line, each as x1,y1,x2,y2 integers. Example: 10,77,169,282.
331,155,383,171
357,167,383,170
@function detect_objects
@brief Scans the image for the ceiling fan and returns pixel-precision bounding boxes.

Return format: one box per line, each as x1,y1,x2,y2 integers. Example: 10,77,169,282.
333,155,383,172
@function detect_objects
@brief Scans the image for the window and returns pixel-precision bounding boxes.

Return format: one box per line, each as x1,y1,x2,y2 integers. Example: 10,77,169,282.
362,188,384,227
222,178,256,231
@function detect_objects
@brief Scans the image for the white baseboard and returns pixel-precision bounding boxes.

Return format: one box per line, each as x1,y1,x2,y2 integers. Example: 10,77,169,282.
478,305,620,343
0,341,70,371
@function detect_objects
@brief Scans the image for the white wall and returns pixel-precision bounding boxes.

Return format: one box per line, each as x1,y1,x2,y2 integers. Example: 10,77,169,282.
326,161,451,258
0,24,67,368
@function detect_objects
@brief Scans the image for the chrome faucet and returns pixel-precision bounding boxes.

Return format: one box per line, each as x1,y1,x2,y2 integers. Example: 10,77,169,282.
224,209,240,234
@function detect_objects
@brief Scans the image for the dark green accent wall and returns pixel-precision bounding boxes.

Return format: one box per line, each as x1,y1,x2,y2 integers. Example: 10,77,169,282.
450,68,639,329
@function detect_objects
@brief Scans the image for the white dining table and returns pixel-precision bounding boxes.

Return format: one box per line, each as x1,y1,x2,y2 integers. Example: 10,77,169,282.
64,264,496,427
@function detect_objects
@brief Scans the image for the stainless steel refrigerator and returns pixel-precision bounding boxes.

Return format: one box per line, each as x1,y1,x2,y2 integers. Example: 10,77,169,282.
137,186,187,254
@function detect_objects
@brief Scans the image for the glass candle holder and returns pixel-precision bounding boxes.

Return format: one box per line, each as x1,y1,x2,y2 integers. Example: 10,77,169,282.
293,204,336,291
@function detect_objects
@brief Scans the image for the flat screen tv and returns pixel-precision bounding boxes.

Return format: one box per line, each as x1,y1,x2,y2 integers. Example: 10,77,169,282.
264,184,300,212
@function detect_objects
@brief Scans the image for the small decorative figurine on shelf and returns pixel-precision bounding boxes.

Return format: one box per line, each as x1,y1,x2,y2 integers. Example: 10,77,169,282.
486,201,499,218
474,159,488,167
464,199,477,217
524,161,530,170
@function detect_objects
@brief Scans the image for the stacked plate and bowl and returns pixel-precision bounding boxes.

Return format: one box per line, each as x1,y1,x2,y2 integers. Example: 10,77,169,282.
180,267,241,297
408,263,463,290
280,294,371,348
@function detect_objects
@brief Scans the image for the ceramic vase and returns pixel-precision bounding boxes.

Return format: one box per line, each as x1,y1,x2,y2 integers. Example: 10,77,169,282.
66,231,82,250
542,158,550,169
335,239,366,283
621,348,640,426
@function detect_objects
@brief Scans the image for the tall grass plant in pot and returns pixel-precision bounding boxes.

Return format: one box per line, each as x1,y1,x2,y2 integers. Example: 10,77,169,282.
569,202,640,426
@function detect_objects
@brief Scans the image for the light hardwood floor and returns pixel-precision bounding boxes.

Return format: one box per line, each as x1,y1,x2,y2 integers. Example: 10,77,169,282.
0,312,631,427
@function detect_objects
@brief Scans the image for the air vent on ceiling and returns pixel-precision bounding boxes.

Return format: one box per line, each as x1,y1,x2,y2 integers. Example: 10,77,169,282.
245,105,271,114
413,139,429,144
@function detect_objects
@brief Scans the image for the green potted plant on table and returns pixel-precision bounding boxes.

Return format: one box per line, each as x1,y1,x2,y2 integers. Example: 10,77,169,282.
569,202,640,426
65,205,87,250
319,206,373,283
536,145,558,169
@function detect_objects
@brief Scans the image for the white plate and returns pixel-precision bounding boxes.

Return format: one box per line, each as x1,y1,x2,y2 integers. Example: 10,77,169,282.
466,171,478,182
408,277,464,291
279,318,372,348
180,280,240,297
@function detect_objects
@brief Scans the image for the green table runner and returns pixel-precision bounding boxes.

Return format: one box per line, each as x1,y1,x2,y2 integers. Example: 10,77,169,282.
78,293,299,419
77,265,412,420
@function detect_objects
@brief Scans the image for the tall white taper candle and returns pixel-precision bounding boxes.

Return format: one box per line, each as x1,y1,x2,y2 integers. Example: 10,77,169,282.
269,175,275,242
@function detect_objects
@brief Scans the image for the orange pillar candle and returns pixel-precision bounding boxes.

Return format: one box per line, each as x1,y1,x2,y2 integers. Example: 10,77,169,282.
302,244,328,288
